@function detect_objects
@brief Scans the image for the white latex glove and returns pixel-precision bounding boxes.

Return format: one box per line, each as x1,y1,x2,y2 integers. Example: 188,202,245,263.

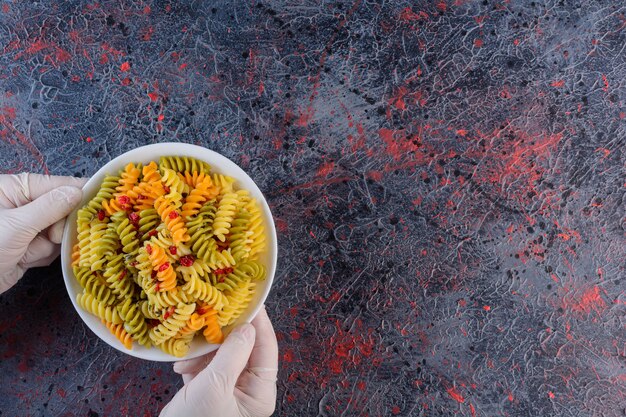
161,306,279,417
0,173,86,294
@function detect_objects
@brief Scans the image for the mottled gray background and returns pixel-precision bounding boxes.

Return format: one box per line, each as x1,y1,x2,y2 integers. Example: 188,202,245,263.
0,1,624,416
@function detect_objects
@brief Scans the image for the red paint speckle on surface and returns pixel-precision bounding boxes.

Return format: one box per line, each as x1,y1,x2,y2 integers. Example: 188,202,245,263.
2,4,9,13
283,349,295,363
147,92,159,101
399,7,429,22
474,38,483,47
143,5,151,14
447,387,465,403
316,161,335,178
57,388,67,398
548,391,555,399
562,286,607,315
483,305,491,311
142,27,155,41
601,74,609,92
469,403,476,417
157,114,165,121
392,405,401,414
120,61,130,71
551,80,565,88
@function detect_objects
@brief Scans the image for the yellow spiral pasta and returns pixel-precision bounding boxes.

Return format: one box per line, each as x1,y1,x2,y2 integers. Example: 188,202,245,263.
218,281,255,327
74,155,267,356
246,199,266,260
212,192,238,242
147,289,196,310
180,266,228,310
212,174,236,195
149,229,192,261
160,168,189,195
157,334,193,358
149,302,195,345
76,291,122,324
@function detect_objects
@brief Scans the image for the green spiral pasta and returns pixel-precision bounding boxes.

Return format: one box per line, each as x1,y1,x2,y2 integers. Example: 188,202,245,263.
213,260,266,292
75,266,116,306
111,211,139,256
103,254,135,300
88,220,117,271
87,175,119,211
137,208,159,238
159,156,211,176
117,298,151,348
229,210,252,261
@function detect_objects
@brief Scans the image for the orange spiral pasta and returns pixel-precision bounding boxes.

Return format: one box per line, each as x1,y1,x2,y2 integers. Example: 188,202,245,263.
154,194,189,245
201,307,224,344
131,162,164,211
73,155,267,357
181,177,218,218
103,320,133,349
178,171,211,188
116,163,142,196
178,312,205,336
71,243,81,267
146,243,177,292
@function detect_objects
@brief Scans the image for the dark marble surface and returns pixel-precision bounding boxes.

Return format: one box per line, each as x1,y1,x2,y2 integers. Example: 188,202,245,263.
1,1,624,416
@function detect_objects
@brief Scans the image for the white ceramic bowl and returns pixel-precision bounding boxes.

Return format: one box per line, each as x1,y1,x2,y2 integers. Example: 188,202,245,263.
61,143,277,361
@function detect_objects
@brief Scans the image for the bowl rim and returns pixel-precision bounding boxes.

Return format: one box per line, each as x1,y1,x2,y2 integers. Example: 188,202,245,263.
61,142,277,361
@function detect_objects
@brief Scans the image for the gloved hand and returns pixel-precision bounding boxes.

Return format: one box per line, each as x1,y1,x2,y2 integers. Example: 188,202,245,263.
161,306,279,417
0,173,86,294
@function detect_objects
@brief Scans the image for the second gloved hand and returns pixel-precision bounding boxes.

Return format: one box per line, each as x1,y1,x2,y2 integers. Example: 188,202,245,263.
161,306,278,417
0,173,86,294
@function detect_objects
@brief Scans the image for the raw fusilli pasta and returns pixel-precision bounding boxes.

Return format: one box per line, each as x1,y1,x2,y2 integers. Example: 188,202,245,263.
72,155,267,357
